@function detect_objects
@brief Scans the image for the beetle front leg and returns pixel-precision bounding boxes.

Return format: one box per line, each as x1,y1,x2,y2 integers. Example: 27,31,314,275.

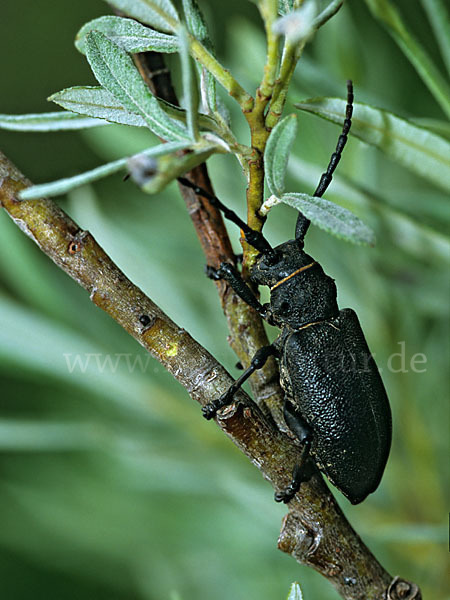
206,262,269,318
202,344,278,420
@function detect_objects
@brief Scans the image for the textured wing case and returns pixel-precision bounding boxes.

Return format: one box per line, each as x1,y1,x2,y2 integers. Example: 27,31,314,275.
281,308,392,504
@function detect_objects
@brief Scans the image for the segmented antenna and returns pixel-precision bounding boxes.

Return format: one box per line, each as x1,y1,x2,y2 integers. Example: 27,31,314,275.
295,80,354,241
178,177,274,257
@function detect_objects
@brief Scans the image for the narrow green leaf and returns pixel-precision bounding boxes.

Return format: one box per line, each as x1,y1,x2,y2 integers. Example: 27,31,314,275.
105,0,179,33
280,192,376,245
0,111,109,132
18,142,191,200
182,0,210,46
287,582,303,600
295,97,450,192
178,25,199,140
75,16,179,54
420,0,450,76
182,0,216,112
411,117,450,141
49,86,147,127
364,0,450,118
50,85,220,133
265,113,298,196
202,68,217,114
85,31,189,140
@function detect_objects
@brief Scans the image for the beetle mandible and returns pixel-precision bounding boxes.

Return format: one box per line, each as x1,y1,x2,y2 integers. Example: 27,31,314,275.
178,81,392,505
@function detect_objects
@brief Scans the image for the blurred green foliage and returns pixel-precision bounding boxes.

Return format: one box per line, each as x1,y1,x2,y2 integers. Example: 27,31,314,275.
0,1,449,599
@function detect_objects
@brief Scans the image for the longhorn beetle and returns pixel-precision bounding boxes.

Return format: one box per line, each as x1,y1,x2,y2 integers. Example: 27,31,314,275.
178,82,392,505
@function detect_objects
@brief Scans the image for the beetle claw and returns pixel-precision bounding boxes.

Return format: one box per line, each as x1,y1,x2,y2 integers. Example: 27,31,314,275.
202,393,231,420
202,401,219,420
274,487,297,504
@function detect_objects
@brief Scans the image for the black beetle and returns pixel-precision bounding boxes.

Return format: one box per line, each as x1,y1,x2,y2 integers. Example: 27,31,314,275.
178,81,391,505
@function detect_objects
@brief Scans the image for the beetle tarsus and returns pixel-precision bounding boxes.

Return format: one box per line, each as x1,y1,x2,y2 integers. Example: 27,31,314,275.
202,396,227,420
201,403,217,420
274,484,299,504
205,265,221,280
275,451,310,503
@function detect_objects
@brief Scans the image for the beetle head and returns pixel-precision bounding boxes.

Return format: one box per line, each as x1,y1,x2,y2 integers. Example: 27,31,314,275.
251,239,339,327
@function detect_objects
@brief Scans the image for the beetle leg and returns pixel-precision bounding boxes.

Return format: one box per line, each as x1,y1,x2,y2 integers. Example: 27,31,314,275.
202,344,279,420
274,401,314,503
274,443,312,503
205,262,267,318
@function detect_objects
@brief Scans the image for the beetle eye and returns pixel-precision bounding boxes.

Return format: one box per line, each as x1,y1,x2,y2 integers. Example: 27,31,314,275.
280,301,289,312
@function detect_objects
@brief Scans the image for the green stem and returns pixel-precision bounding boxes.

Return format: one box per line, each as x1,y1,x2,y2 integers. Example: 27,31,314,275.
266,39,306,129
190,36,254,111
239,0,281,264
242,108,269,265
255,0,280,112
313,0,344,30
266,0,345,129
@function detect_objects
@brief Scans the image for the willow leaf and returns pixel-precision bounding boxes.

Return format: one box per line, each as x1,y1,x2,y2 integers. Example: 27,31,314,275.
265,113,298,196
182,0,216,112
104,0,179,33
364,0,450,118
295,97,450,192
136,148,215,194
51,86,220,133
0,112,108,132
280,192,376,245
85,31,189,140
182,0,210,46
178,25,199,140
75,16,179,55
19,142,191,200
287,582,303,600
49,86,147,127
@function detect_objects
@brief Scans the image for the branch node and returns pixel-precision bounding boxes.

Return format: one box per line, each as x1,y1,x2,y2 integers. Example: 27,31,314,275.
278,512,320,557
387,576,422,600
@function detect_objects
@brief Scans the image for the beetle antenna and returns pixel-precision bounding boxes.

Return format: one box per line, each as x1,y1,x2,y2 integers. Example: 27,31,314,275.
178,177,274,257
295,80,354,241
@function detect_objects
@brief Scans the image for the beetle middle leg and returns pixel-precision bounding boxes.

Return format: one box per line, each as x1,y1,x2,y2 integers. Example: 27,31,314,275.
274,400,314,503
202,344,279,419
